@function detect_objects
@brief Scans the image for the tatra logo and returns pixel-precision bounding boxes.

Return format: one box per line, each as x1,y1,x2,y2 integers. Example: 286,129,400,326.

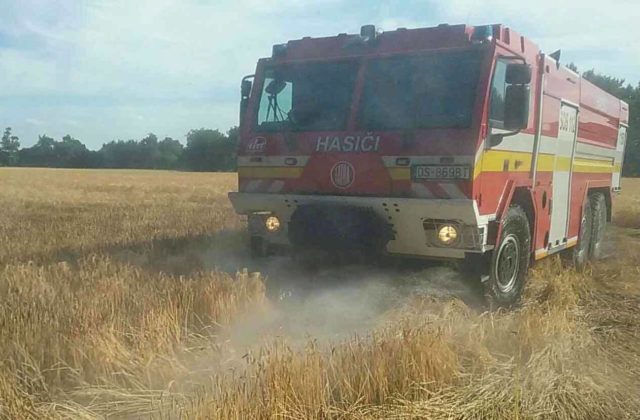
330,161,355,189
247,137,266,153
316,135,380,153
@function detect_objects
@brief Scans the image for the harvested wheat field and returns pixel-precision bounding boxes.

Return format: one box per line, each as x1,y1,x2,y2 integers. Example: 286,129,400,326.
0,167,639,419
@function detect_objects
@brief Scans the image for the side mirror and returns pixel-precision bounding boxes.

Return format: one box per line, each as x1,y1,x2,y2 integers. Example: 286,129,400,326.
241,79,252,99
239,76,254,126
504,85,530,131
506,63,531,85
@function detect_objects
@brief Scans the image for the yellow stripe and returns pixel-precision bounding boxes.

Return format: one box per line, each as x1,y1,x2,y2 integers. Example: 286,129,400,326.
388,167,410,181
478,150,614,177
238,166,303,179
241,153,616,182
573,158,614,174
535,249,548,260
473,154,483,179
479,150,533,173
392,150,559,182
477,150,566,175
554,156,573,171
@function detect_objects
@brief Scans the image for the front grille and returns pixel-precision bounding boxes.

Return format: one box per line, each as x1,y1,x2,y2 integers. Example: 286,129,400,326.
288,204,394,253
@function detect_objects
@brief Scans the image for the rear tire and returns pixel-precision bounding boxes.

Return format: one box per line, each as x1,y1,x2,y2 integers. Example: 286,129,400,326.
571,197,593,270
589,192,608,260
484,205,531,307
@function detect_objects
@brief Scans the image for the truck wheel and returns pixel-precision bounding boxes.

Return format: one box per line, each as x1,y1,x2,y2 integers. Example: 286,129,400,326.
250,236,268,259
571,197,592,270
484,205,531,307
589,192,608,260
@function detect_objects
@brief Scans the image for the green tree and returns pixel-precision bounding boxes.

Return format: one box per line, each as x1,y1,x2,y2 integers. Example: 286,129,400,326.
140,133,160,168
583,69,628,98
0,127,21,166
55,135,91,168
36,134,56,150
18,135,51,167
157,137,183,169
99,140,140,168
225,126,239,171
19,134,94,168
184,128,235,171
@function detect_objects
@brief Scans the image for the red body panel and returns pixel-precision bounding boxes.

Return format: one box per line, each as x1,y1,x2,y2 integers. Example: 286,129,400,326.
236,23,628,260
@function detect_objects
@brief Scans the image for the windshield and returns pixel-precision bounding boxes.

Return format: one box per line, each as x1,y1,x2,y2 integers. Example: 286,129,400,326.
359,50,483,130
256,61,358,132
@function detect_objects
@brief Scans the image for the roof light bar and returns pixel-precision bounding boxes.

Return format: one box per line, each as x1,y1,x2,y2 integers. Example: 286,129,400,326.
471,25,493,44
360,24,377,42
272,43,287,58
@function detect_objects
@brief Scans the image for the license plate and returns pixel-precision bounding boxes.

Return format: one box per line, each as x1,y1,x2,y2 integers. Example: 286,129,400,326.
412,165,470,180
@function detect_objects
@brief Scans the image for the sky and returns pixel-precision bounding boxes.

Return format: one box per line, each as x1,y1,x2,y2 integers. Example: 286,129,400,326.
1,0,638,149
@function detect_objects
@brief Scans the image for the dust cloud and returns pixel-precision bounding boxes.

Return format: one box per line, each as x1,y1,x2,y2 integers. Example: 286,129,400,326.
112,229,484,392
197,233,483,347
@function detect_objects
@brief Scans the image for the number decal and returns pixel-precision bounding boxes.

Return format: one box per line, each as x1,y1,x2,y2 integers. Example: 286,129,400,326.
560,108,576,133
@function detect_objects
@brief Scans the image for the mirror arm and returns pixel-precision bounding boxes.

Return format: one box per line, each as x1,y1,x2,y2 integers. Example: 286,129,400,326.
489,128,521,147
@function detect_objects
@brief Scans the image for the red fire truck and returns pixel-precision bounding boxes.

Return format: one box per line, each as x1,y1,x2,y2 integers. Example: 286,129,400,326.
229,24,628,305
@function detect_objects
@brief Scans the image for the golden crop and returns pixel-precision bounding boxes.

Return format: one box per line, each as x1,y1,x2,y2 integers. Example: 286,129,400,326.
1,168,638,419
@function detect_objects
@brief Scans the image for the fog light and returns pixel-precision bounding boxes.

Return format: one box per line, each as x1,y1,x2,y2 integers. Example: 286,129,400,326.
437,225,458,245
265,216,280,232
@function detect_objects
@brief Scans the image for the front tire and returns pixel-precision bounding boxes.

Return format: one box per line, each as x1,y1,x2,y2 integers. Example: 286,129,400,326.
571,197,593,270
484,205,531,307
589,192,608,260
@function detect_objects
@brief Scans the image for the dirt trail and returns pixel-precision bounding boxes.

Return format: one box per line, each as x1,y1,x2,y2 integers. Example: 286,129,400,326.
106,228,484,365
113,224,623,348
192,235,483,344
114,231,479,340
76,226,640,417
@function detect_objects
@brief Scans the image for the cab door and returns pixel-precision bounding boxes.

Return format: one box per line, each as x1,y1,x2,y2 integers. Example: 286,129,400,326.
549,102,578,249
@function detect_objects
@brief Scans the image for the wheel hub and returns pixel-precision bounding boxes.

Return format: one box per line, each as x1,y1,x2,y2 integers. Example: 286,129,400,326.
495,234,520,293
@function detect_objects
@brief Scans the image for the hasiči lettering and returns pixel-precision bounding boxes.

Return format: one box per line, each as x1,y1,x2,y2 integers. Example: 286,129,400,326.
315,135,380,152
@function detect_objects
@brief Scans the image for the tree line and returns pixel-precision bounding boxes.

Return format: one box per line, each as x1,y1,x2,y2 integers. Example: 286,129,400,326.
0,127,238,172
1,68,639,174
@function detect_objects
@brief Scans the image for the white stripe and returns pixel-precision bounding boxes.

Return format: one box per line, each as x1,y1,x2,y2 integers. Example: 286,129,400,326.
267,180,285,193
491,131,564,155
475,139,486,165
439,183,467,199
411,182,434,198
382,156,474,166
575,142,621,160
491,131,545,153
491,131,621,161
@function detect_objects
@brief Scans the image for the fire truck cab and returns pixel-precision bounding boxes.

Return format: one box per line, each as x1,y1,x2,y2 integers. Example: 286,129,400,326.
229,24,628,305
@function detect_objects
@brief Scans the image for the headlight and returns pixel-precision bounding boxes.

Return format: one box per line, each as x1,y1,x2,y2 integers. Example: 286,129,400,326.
265,216,281,232
437,225,458,245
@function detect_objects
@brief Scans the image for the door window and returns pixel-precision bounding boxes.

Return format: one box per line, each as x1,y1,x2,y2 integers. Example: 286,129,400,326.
489,60,508,127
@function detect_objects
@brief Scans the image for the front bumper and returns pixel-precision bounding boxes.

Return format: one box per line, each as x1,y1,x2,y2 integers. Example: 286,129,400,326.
228,192,494,259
